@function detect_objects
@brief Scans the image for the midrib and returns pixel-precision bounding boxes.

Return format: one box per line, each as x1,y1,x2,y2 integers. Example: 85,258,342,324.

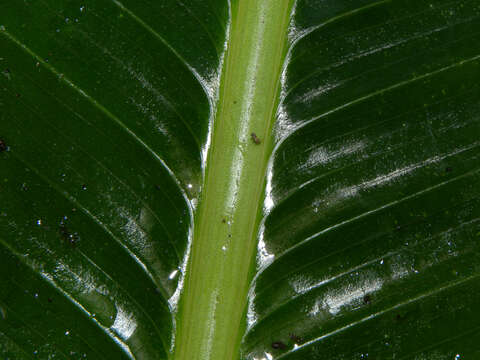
174,1,293,359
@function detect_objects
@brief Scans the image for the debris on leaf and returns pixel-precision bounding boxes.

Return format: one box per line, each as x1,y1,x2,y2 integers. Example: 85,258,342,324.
271,341,286,350
0,139,7,152
251,132,261,145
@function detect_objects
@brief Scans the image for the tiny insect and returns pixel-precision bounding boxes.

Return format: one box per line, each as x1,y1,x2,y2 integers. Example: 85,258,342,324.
0,139,7,152
363,294,371,305
251,132,261,145
271,341,287,350
289,333,303,344
59,223,79,247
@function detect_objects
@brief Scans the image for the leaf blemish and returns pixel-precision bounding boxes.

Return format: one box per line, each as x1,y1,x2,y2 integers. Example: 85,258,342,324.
59,220,79,247
271,341,287,350
251,132,261,145
289,333,302,344
363,294,372,305
0,139,7,152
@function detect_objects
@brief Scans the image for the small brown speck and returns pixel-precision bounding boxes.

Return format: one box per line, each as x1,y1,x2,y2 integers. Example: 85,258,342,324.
363,294,371,305
251,132,261,145
289,333,302,343
15,93,21,98
47,298,53,303
445,166,452,173
59,223,78,247
0,139,7,152
271,341,286,350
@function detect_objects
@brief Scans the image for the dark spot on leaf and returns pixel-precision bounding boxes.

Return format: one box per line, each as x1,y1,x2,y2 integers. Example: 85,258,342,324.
445,166,452,173
0,139,7,152
222,218,226,223
47,298,53,303
251,132,261,145
289,333,302,343
271,341,286,350
59,221,79,247
15,93,21,98
363,294,371,305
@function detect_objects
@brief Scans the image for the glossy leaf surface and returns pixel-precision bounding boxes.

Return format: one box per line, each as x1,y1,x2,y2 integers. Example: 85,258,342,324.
244,1,480,359
0,0,228,358
1,0,480,359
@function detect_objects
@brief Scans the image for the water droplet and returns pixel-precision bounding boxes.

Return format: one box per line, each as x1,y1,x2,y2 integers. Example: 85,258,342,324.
187,183,193,189
380,259,384,265
455,355,461,360
0,25,5,31
33,350,38,355
81,184,87,190
222,245,227,251
65,18,70,24
36,219,42,226
65,330,70,336
168,269,179,280
56,29,60,33
80,6,85,12
34,293,39,298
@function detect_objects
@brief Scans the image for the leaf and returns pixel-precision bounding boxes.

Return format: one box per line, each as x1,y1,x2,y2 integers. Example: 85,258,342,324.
1,1,480,360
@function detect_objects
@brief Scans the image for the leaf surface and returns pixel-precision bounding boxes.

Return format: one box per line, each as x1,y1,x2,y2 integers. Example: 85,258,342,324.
243,1,480,359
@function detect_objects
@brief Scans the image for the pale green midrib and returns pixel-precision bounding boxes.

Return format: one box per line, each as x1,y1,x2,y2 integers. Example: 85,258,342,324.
173,1,294,360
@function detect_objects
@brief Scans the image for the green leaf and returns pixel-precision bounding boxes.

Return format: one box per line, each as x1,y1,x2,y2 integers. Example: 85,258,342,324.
1,1,480,360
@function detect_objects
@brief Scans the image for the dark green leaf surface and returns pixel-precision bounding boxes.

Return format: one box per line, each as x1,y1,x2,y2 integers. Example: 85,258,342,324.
243,0,480,359
0,0,228,358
